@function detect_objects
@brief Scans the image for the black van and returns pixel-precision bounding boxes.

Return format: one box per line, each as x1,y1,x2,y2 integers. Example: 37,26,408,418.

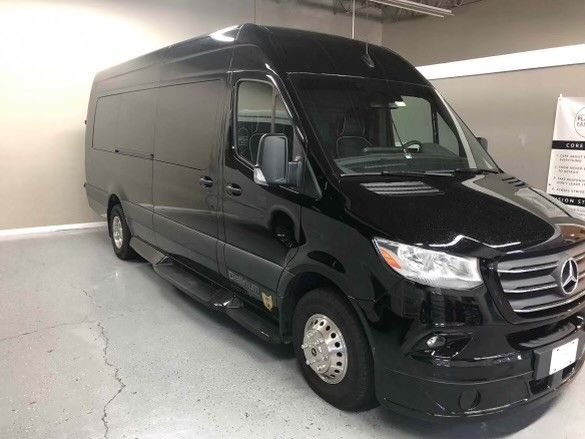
85,24,585,418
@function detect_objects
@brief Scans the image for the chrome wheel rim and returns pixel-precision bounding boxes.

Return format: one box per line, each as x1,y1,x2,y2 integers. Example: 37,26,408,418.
112,216,123,249
301,313,348,384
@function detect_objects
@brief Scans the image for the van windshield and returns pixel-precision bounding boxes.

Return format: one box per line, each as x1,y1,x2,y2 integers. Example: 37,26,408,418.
292,73,498,176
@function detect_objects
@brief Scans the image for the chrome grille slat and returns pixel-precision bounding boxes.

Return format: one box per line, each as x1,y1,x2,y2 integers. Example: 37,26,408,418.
503,282,557,294
514,288,585,313
498,262,558,274
501,272,556,293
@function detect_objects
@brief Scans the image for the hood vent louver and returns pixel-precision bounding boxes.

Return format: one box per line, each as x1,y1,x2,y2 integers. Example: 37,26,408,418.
501,176,526,188
361,181,441,196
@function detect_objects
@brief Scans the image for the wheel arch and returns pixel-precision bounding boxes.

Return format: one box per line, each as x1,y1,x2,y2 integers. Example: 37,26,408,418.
278,268,374,350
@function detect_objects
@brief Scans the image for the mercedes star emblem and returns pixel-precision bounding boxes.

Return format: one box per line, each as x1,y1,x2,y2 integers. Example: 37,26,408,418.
560,258,579,295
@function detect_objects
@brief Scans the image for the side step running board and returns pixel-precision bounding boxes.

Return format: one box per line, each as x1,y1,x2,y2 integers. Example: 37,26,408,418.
154,262,281,343
131,238,281,343
130,237,166,265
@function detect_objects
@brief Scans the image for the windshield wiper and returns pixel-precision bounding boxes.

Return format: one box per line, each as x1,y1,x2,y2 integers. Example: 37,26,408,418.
340,168,501,178
341,170,454,178
429,168,501,175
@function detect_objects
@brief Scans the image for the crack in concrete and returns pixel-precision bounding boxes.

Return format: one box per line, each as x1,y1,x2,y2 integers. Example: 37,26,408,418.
97,321,125,439
1,288,98,344
0,320,94,343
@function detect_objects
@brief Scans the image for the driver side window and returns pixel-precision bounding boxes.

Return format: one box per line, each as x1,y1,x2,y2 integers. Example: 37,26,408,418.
437,114,460,155
391,96,461,155
235,81,294,165
391,96,433,146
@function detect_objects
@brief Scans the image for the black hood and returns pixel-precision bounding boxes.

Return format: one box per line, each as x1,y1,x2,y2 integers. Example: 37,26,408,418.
340,173,585,258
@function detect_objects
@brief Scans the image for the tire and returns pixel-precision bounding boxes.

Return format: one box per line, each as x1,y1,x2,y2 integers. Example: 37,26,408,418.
292,288,377,411
109,204,137,260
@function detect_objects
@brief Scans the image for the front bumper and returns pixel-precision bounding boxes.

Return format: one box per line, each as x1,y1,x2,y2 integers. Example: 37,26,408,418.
373,314,585,418
378,356,584,418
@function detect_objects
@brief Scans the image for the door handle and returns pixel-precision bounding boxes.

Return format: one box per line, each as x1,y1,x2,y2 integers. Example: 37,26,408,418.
199,176,214,188
226,183,242,196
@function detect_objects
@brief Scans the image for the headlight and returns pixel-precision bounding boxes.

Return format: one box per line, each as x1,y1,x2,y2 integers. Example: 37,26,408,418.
373,238,483,290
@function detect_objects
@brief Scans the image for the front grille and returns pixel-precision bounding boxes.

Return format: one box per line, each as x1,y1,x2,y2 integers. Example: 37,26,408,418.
497,245,585,316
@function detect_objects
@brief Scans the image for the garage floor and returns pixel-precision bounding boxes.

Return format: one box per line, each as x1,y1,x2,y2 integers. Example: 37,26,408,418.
2,229,585,438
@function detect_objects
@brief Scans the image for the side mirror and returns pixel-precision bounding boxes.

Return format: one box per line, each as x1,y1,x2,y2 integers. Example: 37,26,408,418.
477,137,488,151
254,134,301,187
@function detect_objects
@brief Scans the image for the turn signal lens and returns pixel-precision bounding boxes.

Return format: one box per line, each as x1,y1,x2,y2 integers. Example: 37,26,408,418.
378,247,401,270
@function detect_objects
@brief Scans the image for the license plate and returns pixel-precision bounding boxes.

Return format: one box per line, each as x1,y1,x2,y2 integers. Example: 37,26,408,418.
549,338,579,375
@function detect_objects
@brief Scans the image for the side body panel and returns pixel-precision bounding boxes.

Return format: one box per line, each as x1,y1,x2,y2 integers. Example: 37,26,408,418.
152,45,231,273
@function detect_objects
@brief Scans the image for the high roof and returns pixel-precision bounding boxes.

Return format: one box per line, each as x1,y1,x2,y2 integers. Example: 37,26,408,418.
94,23,428,87
237,24,428,84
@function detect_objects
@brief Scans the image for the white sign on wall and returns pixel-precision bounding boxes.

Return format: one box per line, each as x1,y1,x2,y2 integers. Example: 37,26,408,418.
546,97,585,220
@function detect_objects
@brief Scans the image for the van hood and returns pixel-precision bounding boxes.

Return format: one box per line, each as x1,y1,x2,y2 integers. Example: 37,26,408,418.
340,173,585,258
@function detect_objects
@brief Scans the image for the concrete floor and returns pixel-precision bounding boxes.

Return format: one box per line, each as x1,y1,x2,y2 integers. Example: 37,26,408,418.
2,229,585,438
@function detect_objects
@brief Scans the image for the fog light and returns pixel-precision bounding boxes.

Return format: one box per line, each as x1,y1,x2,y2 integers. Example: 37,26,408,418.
426,335,446,348
459,389,480,411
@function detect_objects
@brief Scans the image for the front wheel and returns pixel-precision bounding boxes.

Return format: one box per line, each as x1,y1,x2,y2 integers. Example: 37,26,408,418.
109,204,136,260
292,288,377,411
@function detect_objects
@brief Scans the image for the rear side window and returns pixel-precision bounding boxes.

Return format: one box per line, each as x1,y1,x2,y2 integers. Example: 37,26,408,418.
235,81,293,164
117,89,156,155
92,89,157,155
93,94,119,151
155,80,223,170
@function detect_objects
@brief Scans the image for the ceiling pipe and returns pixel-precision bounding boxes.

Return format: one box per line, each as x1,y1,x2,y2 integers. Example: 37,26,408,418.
369,0,454,18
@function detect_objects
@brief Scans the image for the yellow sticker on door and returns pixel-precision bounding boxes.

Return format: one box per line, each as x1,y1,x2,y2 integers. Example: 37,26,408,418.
261,292,274,311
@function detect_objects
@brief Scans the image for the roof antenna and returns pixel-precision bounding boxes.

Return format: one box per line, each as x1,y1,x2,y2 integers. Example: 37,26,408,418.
362,42,375,68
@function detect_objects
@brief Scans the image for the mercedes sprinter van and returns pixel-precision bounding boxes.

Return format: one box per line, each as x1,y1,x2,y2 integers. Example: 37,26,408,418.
85,24,585,417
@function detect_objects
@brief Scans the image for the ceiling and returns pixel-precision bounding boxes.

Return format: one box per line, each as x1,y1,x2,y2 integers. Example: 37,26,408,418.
378,0,483,22
294,0,484,22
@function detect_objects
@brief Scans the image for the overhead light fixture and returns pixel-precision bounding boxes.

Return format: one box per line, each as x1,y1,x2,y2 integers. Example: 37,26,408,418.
370,0,454,18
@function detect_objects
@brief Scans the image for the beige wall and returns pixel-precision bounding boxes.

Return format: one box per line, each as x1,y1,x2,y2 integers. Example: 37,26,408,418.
434,64,585,189
382,0,585,190
382,0,585,65
0,0,382,230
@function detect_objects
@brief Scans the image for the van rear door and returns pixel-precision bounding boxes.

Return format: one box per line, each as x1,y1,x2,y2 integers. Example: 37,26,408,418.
91,88,157,244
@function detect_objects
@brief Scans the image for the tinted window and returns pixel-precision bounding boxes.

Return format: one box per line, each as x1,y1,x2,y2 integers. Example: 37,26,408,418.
437,113,460,155
93,89,156,155
392,96,433,145
293,73,499,175
155,80,223,169
93,94,119,151
235,81,293,164
117,89,156,155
